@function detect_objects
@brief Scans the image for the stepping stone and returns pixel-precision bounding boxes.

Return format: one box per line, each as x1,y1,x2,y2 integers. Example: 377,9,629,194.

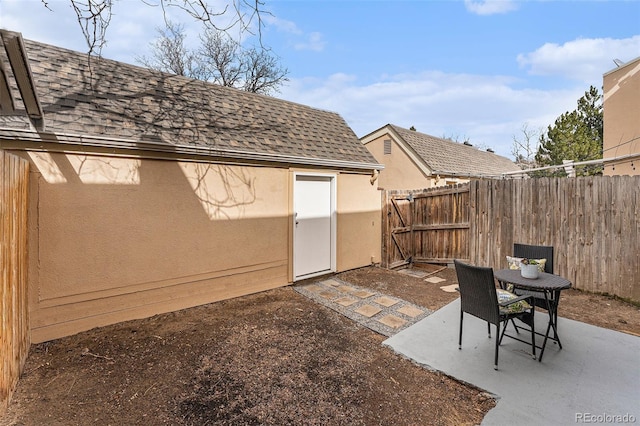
317,290,337,299
335,296,358,307
425,276,446,284
354,304,382,317
322,279,342,287
397,305,425,318
398,268,428,278
440,284,459,293
378,315,407,329
352,289,376,299
374,296,399,307
338,285,357,294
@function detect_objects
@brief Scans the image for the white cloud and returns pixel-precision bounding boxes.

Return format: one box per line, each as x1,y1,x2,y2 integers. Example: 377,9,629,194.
464,0,518,16
263,14,325,51
262,15,303,35
517,36,640,83
280,71,582,159
293,32,325,52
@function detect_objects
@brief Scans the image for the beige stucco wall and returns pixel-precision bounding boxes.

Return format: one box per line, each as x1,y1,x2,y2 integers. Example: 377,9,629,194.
337,173,381,271
365,135,433,190
18,151,381,342
603,58,640,176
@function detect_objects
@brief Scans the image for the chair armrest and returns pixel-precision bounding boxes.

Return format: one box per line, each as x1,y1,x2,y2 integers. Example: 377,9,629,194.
498,294,532,307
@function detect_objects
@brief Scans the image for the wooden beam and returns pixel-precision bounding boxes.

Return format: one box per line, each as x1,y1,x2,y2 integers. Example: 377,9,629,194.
0,56,16,113
1,30,43,128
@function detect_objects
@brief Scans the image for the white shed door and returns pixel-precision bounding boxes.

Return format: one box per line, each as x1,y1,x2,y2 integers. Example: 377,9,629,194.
294,175,334,280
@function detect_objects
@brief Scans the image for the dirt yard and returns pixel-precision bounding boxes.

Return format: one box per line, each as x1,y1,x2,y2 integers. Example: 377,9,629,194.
2,266,638,425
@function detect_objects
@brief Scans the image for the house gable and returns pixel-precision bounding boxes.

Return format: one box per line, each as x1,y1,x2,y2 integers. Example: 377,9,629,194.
362,127,433,190
362,124,520,190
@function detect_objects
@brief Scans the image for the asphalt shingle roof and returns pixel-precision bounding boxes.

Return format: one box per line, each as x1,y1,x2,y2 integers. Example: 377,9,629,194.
2,36,379,167
389,124,520,176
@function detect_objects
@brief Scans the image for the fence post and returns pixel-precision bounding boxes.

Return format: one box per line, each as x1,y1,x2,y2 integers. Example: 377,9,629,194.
0,150,30,415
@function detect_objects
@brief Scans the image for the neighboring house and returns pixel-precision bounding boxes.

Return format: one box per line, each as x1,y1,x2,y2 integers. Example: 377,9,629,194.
361,124,520,190
603,56,640,176
0,30,383,342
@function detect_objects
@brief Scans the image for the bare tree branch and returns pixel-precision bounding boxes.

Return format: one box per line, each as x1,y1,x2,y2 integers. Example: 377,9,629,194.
61,0,266,56
198,30,244,86
242,47,288,94
139,24,288,94
511,122,541,169
137,22,199,77
70,0,112,56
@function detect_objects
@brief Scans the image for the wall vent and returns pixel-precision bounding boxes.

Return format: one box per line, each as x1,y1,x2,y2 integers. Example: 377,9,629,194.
384,139,392,155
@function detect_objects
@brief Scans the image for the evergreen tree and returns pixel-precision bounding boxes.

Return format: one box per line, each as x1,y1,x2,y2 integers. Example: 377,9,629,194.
535,86,603,176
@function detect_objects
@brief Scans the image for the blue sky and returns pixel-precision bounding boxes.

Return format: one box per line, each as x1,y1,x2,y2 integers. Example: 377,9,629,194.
1,0,639,159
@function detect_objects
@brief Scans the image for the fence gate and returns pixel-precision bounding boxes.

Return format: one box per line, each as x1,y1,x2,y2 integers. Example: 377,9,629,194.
382,192,413,269
382,184,470,268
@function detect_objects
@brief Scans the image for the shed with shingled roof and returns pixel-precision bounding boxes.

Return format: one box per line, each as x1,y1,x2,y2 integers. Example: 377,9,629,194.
0,30,383,343
361,124,521,190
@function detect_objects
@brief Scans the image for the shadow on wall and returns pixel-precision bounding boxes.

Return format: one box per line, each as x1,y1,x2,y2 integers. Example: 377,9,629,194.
28,152,258,220
25,151,290,342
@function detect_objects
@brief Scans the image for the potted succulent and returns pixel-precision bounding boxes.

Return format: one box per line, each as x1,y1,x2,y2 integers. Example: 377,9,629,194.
520,258,539,279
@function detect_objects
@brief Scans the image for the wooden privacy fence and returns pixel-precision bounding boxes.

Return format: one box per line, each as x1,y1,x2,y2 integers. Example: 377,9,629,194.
382,176,639,302
1,150,29,414
469,176,640,302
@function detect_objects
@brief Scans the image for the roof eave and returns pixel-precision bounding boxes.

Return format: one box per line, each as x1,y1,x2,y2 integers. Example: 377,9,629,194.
431,170,507,179
0,128,385,171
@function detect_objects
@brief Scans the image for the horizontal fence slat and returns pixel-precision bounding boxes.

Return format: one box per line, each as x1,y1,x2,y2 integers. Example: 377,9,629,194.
414,257,467,263
413,223,470,231
391,227,411,234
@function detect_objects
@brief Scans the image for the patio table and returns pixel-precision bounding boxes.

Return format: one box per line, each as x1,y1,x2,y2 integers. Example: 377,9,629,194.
494,269,572,362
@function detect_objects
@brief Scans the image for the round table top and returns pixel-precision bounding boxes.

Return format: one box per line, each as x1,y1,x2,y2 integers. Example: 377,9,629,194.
494,269,572,291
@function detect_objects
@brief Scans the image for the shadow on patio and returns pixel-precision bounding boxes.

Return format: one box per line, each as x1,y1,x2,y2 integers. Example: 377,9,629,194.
384,299,640,425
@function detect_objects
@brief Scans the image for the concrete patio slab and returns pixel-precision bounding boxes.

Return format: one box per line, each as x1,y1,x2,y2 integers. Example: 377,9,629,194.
384,299,640,426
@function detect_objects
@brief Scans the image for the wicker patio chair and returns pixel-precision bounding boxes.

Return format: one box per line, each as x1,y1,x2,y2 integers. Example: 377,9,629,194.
513,243,554,274
512,243,557,329
513,243,555,305
454,260,536,370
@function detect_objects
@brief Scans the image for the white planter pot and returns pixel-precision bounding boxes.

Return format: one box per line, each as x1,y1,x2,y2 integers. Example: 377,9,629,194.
520,264,539,279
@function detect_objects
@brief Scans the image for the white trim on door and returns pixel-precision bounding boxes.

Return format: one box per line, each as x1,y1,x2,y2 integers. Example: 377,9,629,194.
293,172,336,281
